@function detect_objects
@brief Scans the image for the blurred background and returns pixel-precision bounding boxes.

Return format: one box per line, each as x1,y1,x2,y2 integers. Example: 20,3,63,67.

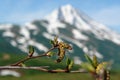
0,0,120,80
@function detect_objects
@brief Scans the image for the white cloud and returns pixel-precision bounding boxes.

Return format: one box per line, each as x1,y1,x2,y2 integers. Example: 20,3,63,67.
91,6,120,26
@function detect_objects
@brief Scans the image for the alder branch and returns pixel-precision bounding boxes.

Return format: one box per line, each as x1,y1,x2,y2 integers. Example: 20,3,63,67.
0,37,78,74
0,36,110,80
0,66,69,73
11,47,56,66
0,66,87,73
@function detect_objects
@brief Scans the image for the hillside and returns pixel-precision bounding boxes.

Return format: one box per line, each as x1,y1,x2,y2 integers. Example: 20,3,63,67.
0,4,120,68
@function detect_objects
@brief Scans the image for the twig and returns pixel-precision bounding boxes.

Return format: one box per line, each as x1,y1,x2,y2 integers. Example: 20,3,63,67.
0,66,68,73
0,66,89,73
11,47,56,66
0,66,48,72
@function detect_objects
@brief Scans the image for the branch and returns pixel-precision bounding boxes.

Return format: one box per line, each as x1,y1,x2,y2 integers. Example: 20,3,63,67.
0,66,48,72
0,37,75,74
0,66,88,73
0,66,68,73
11,47,56,66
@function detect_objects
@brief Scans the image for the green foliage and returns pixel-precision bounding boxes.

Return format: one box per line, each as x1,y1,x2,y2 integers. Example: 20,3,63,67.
66,58,73,70
50,40,54,45
81,62,95,72
84,54,98,69
28,46,34,57
93,55,98,68
96,62,109,74
85,54,94,67
46,51,55,57
0,73,92,80
20,63,26,67
0,36,113,80
81,54,110,80
1,72,120,80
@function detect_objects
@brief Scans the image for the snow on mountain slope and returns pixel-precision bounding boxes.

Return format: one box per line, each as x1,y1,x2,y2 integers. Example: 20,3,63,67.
25,22,38,30
25,22,39,35
45,4,120,45
0,24,15,37
3,30,15,37
0,23,48,54
0,5,120,67
20,26,30,39
0,24,13,30
72,29,88,40
15,25,48,54
45,5,92,31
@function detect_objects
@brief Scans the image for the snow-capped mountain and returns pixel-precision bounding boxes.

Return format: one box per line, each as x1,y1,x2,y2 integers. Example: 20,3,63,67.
45,5,120,44
0,4,120,67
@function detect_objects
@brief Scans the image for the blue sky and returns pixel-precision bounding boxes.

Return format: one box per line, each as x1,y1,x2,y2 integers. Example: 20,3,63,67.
0,0,120,32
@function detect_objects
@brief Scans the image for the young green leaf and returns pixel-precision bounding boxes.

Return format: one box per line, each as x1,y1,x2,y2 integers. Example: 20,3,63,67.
96,62,109,74
66,58,71,66
66,58,73,70
84,54,94,67
46,51,55,57
53,36,58,47
93,55,98,68
18,63,26,67
21,63,26,67
68,60,73,70
50,40,54,45
81,62,95,72
28,46,34,57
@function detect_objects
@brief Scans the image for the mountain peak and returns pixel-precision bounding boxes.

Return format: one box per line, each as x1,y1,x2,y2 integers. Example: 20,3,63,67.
60,4,73,10
44,4,120,45
45,4,92,30
45,4,78,24
59,4,74,11
57,4,77,23
1,4,120,68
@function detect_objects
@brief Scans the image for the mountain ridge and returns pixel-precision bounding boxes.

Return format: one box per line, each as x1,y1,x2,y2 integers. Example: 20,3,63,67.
0,4,120,67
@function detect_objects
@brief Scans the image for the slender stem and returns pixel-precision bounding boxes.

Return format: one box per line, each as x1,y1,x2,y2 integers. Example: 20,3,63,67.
0,66,88,73
11,47,56,66
0,66,49,72
0,66,68,73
